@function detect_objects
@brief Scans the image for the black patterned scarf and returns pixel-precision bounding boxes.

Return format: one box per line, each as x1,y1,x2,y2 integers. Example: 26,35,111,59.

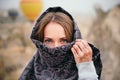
19,7,102,80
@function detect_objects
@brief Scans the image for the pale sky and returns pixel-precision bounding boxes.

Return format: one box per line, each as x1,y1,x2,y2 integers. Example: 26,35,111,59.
0,0,120,15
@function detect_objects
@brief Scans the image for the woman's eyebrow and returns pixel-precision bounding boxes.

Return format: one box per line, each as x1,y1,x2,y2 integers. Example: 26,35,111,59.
44,37,52,39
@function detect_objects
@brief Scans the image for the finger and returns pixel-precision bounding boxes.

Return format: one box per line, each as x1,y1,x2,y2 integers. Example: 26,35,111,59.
75,42,86,54
76,39,92,56
81,40,89,48
75,39,82,42
71,47,79,58
76,39,88,47
81,40,92,55
72,45,84,57
83,41,92,54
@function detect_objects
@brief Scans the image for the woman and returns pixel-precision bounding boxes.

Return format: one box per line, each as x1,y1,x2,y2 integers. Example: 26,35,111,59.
19,7,102,80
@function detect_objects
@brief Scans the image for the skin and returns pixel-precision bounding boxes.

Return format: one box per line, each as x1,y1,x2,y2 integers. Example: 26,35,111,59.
44,22,92,64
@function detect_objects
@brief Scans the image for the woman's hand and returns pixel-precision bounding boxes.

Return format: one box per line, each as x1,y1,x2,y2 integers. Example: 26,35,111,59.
71,39,92,64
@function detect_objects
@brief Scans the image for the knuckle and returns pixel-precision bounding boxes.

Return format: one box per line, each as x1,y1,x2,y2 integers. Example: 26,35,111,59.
76,39,82,42
73,44,77,48
71,47,74,50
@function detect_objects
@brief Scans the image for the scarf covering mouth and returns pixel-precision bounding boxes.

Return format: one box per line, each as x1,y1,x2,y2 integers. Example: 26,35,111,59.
38,42,75,68
20,42,78,80
19,6,102,80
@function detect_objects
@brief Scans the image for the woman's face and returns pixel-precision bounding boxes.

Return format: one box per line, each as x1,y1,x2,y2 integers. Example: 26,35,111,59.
44,22,68,48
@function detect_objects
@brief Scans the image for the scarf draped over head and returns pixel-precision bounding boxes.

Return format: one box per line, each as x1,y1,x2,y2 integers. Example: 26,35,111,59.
19,6,102,80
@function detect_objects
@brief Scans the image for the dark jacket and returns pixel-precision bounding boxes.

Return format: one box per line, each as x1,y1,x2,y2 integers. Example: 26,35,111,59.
19,6,102,80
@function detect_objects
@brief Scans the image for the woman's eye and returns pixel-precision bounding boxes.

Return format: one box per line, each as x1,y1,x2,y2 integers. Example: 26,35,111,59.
44,39,52,44
61,39,68,44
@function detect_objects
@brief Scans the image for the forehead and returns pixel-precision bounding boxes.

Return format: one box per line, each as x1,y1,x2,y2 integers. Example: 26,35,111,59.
44,22,66,37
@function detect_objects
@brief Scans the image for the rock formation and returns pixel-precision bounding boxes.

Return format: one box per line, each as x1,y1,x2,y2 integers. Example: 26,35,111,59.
87,5,120,80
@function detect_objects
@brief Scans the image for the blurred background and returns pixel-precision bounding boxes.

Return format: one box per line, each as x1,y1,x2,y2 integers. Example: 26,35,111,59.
0,0,120,80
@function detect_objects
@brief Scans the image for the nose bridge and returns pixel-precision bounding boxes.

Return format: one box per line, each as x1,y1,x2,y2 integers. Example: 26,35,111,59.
54,41,59,47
